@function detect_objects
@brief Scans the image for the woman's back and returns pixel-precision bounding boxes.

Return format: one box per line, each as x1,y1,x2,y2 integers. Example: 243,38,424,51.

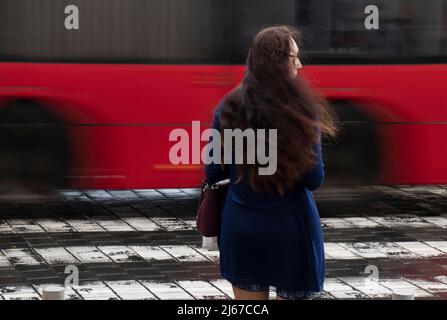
204,25,338,300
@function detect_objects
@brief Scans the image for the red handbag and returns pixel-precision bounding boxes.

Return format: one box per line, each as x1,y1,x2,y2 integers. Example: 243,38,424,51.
196,179,229,237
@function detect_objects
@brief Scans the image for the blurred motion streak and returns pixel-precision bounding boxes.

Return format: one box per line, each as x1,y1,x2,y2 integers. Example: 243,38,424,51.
0,0,446,196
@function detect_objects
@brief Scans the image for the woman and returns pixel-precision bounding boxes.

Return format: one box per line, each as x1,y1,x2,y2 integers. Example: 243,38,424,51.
205,26,338,300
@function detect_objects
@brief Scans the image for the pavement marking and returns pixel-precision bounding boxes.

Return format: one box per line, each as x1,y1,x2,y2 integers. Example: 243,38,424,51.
96,246,143,263
424,241,447,254
122,217,163,232
129,245,174,261
0,241,445,267
2,276,445,300
139,281,195,300
6,219,46,233
422,216,447,228
0,215,446,235
368,215,437,228
1,248,42,266
176,280,228,299
94,220,136,232
0,217,193,234
336,243,389,259
159,245,209,262
209,279,235,298
324,243,363,260
71,281,119,300
338,217,382,229
33,285,81,300
65,246,113,264
404,279,447,294
321,218,357,229
105,280,157,300
357,242,420,259
0,285,41,300
0,252,12,268
36,219,75,233
376,278,434,298
151,217,195,231
34,247,80,265
187,215,447,230
394,242,446,258
64,219,106,232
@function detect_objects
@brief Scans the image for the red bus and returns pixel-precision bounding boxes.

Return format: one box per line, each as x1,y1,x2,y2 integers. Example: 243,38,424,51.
0,0,446,193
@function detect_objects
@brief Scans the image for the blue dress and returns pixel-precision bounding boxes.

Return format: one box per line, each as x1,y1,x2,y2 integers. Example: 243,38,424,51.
205,101,325,295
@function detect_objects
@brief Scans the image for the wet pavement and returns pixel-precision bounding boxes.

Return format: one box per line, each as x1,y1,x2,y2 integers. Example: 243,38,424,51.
0,185,446,300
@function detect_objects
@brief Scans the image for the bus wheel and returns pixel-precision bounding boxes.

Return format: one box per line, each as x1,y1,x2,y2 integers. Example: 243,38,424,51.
0,100,71,198
322,101,380,188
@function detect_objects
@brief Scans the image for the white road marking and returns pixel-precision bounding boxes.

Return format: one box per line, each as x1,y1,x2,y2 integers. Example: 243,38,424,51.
160,245,209,262
210,279,235,298
0,241,446,266
33,285,81,300
0,220,14,234
0,285,40,300
1,215,446,235
105,280,157,300
151,217,195,231
337,243,389,259
65,246,113,264
341,217,382,228
139,281,194,300
129,246,173,261
97,246,142,263
122,217,163,232
422,216,447,228
95,220,135,232
36,219,75,233
6,219,45,233
323,243,362,260
2,276,444,300
394,242,445,257
368,215,437,228
321,218,356,229
2,249,42,266
364,242,420,259
65,220,106,232
34,247,79,265
177,280,228,299
0,252,12,268
71,281,119,300
405,279,447,294
424,241,447,254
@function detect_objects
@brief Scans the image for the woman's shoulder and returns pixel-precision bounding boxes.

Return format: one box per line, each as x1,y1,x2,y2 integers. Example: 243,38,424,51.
213,85,242,117
213,99,226,118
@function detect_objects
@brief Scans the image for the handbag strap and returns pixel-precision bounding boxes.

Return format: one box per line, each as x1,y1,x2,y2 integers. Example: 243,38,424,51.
202,179,230,191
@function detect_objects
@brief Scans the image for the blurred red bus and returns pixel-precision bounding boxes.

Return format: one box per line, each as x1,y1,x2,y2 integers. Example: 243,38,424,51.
0,0,446,192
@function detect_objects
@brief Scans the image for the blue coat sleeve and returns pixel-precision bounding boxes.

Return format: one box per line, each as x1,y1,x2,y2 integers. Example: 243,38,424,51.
204,104,230,184
302,133,325,192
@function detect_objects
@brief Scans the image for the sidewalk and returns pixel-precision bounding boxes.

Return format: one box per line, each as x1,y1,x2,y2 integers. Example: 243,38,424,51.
0,186,446,300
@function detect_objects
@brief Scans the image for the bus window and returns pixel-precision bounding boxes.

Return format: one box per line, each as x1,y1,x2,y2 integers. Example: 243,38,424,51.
0,0,232,64
293,0,447,63
1,0,446,64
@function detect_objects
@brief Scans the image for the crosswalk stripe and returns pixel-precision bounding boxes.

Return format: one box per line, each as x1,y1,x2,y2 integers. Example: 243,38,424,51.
2,276,447,300
0,215,445,235
0,217,195,234
1,241,446,267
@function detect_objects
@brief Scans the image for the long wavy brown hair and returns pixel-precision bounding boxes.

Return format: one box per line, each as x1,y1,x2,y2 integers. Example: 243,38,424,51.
219,25,339,196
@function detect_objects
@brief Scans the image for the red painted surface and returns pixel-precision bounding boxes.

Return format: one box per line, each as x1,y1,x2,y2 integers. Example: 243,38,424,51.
0,62,446,188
